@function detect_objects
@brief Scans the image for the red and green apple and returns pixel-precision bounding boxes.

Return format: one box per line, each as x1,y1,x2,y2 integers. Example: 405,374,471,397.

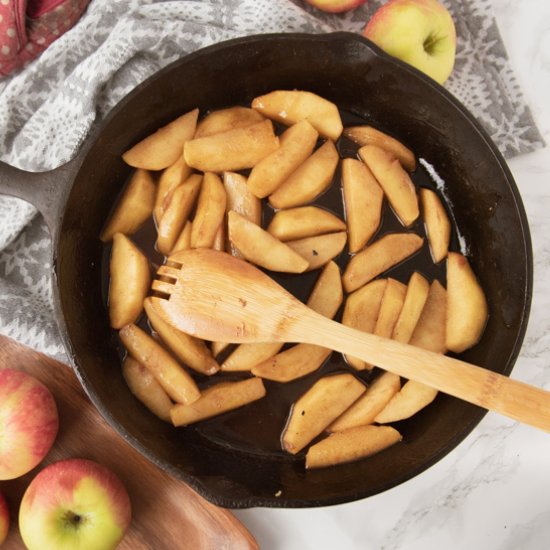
0,368,58,480
19,458,132,550
0,491,8,546
363,0,457,84
304,0,368,13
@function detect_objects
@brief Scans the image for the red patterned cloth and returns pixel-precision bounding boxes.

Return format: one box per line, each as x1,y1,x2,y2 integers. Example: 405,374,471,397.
0,0,90,76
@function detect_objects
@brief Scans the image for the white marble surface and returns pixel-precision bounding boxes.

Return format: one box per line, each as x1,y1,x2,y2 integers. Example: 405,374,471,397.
234,1,550,548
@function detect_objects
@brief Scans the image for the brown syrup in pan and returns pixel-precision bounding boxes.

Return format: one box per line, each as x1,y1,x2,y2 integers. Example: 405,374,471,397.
101,109,463,459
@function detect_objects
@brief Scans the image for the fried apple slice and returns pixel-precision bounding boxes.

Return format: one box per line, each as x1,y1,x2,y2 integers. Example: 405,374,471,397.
223,172,261,258
252,261,342,382
144,298,219,376
184,119,279,172
268,140,339,209
213,222,225,252
154,155,192,223
194,107,264,138
282,373,366,454
171,378,266,427
446,252,488,353
211,341,230,358
374,380,438,424
109,234,150,329
359,145,419,227
306,261,343,319
342,279,387,370
119,324,200,405
252,344,331,382
122,356,173,422
157,174,202,256
342,233,423,293
360,278,407,370
100,169,156,242
227,211,308,273
171,221,192,254
267,206,346,242
247,120,318,198
342,158,384,253
392,272,430,344
221,342,284,372
252,90,343,141
190,172,226,249
286,231,347,271
123,108,199,170
305,425,402,469
328,372,401,432
344,126,416,171
409,279,447,353
421,188,451,263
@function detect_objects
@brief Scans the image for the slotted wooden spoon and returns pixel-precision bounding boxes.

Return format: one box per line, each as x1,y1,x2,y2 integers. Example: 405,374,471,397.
149,249,550,433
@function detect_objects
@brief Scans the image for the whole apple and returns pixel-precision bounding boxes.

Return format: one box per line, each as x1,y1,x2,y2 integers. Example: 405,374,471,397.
363,0,456,84
304,0,368,13
0,368,58,480
0,491,8,546
19,458,132,550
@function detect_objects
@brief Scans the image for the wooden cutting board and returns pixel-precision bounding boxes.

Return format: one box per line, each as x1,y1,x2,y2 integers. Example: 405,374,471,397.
0,336,258,550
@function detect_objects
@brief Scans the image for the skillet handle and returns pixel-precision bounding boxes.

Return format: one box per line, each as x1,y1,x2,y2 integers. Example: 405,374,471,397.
0,160,79,243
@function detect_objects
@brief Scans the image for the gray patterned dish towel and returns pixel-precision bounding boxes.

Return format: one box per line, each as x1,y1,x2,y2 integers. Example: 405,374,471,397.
0,0,544,361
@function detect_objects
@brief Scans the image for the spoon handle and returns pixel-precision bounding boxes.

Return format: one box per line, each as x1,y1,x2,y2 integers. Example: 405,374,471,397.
297,310,550,433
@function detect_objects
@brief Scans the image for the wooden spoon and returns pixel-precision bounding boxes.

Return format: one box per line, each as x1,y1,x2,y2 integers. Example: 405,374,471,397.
150,249,550,433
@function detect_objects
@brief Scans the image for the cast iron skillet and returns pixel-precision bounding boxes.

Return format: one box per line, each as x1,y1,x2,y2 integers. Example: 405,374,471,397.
0,33,532,508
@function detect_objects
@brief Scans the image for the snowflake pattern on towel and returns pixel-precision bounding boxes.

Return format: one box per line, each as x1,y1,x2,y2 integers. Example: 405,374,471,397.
0,0,544,360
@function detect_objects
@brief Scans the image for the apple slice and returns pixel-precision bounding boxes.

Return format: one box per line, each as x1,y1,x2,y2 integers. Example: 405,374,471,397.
223,172,261,258
247,120,319,198
194,107,264,138
306,424,402,469
144,298,219,376
171,221,192,254
286,231,347,271
359,144,419,227
342,233,424,293
156,174,202,256
342,158,384,253
123,108,198,170
282,373,366,454
374,380,438,424
409,279,447,353
211,341,230,358
306,260,344,319
446,252,488,353
252,90,343,141
342,279,387,370
392,272,430,344
154,155,192,223
269,140,339,209
328,372,401,432
344,126,416,171
421,188,451,263
122,356,173,422
267,205,346,242
100,169,156,242
252,344,332,382
190,172,227,249
221,342,284,372
109,234,150,329
227,211,309,273
184,119,279,172
171,378,266,427
119,324,200,405
212,222,225,252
